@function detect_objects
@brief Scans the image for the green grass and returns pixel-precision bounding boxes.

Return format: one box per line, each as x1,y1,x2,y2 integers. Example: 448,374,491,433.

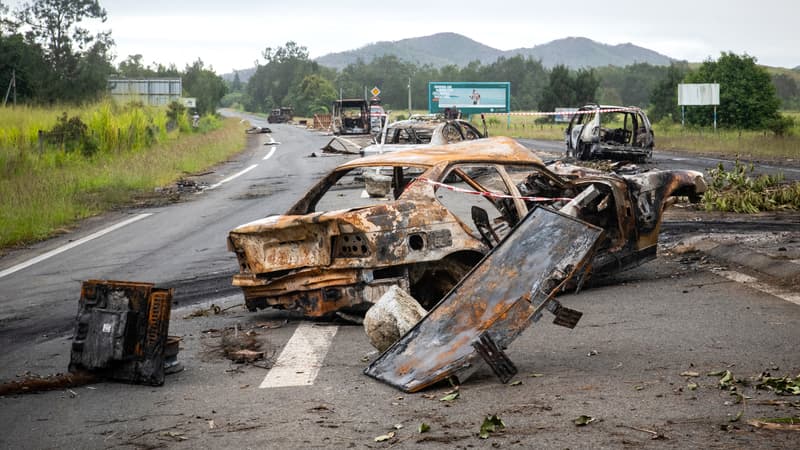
0,104,247,249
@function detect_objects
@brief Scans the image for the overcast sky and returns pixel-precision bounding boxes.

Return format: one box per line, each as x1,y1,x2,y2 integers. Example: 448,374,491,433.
5,0,798,72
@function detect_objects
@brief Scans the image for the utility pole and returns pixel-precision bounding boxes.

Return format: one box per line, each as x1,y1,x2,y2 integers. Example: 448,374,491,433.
407,77,412,117
3,69,16,107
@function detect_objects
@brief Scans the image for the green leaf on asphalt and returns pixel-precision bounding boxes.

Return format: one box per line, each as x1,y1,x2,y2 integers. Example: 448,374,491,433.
707,370,727,376
374,431,395,442
681,371,700,377
756,374,800,395
418,423,430,433
510,380,522,386
755,416,800,424
529,373,544,378
440,392,460,402
718,370,734,388
393,424,403,430
573,415,596,426
730,411,743,422
479,415,506,438
687,382,698,391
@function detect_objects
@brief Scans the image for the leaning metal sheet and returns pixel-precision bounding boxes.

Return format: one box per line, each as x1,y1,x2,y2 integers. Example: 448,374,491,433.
364,206,602,392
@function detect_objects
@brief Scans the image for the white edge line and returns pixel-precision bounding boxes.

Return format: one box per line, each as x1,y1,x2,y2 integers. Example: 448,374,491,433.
0,213,152,279
713,269,800,306
206,164,258,190
263,147,277,160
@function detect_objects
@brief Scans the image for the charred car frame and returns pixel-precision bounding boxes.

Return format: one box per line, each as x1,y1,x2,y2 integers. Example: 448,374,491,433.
565,104,654,161
227,137,705,318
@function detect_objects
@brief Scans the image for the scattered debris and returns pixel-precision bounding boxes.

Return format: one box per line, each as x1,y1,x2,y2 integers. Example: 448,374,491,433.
363,286,427,352
374,431,395,442
418,423,430,433
618,424,667,440
0,371,98,396
202,326,275,368
757,373,800,395
747,417,800,431
245,126,272,134
479,415,506,439
439,391,459,402
573,415,597,426
184,303,240,319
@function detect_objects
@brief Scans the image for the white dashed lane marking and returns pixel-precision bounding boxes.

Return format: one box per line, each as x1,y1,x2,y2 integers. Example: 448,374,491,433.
260,323,339,388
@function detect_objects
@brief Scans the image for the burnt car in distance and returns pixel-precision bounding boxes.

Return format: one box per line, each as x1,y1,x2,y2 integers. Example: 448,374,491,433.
227,137,705,318
361,116,485,155
565,104,654,161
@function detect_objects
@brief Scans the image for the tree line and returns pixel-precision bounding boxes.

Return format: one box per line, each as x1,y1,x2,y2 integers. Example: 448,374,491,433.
230,41,794,132
0,0,226,114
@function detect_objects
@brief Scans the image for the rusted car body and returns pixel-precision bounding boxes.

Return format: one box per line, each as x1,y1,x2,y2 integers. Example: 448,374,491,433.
361,117,484,155
227,137,705,318
565,104,654,161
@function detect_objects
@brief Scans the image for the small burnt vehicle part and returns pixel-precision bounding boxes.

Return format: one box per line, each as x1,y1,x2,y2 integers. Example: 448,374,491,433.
364,207,602,392
565,104,654,161
69,280,175,386
227,137,705,319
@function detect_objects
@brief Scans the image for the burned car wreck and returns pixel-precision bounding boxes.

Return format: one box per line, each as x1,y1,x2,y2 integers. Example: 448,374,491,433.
565,104,654,161
227,137,705,318
360,116,484,155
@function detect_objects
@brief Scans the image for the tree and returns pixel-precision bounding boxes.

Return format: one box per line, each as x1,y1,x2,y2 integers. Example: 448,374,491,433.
648,62,689,122
182,58,227,115
13,0,113,102
245,41,319,113
287,74,337,115
118,54,155,78
539,65,598,113
772,73,799,109
683,52,780,129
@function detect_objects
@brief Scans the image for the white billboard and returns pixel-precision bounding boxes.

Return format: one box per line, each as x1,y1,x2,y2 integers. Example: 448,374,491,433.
678,83,720,106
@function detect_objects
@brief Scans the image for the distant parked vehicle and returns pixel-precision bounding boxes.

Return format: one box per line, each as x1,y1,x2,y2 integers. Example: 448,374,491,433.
267,106,293,124
565,104,654,161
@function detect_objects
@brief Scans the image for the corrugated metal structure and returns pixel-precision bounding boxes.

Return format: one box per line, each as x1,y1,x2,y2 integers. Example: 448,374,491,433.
108,78,182,106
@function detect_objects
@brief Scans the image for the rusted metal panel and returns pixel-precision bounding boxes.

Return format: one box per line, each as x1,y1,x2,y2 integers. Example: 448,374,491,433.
364,207,602,392
69,280,174,386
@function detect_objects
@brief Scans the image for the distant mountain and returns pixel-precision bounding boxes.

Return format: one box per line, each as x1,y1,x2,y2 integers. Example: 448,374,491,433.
223,33,676,81
315,32,501,70
221,66,257,83
509,37,673,68
314,33,673,70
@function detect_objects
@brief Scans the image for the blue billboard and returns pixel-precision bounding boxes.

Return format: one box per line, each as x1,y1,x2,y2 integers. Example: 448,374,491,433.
428,82,511,114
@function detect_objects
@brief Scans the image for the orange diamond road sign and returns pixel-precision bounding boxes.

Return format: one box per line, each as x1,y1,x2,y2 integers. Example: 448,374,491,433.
371,87,381,97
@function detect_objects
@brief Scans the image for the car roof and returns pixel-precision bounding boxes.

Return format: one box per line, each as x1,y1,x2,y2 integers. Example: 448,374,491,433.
337,136,545,169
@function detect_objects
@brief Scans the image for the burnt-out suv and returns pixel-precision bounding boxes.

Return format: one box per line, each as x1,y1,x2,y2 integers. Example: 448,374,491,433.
565,104,654,161
227,137,705,319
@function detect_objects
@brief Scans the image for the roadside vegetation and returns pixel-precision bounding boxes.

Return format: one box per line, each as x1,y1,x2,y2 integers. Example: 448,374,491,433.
0,103,246,248
701,159,800,213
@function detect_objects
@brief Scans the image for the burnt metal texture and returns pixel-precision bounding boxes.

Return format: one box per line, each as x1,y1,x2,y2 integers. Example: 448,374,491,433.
69,280,174,386
364,207,602,392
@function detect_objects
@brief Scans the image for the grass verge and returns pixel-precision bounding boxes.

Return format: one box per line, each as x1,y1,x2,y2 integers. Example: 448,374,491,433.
0,117,247,249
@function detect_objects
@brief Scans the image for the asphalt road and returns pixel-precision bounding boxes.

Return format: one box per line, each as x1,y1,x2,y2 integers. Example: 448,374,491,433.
1,120,798,448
